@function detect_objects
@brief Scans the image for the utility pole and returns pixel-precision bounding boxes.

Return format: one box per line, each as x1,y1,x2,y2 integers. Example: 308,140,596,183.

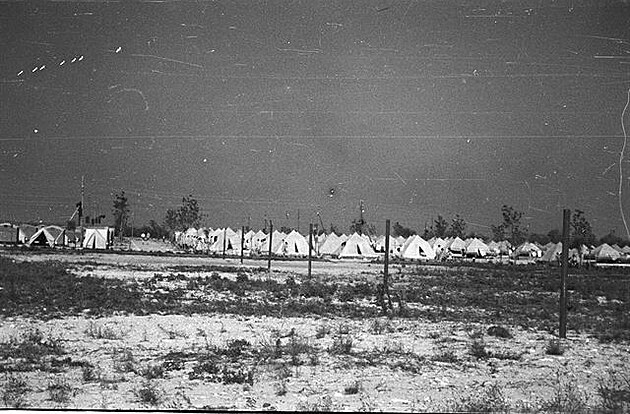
267,220,273,273
240,226,245,264
79,175,84,247
308,223,313,279
383,219,392,314
222,227,227,260
560,209,570,338
297,209,300,233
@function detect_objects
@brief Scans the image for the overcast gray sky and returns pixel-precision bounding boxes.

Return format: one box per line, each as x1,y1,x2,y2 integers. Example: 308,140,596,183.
1,0,629,237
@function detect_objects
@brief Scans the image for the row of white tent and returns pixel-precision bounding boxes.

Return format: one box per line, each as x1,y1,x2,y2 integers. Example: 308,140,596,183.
174,228,514,261
0,223,114,249
175,227,630,263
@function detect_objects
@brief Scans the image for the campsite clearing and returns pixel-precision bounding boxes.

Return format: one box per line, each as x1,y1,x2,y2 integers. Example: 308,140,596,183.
0,249,628,411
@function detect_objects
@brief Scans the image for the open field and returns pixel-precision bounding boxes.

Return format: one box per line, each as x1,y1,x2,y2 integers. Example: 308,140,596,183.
1,248,629,411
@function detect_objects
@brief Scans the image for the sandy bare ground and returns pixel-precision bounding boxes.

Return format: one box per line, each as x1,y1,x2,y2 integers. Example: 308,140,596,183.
1,249,629,411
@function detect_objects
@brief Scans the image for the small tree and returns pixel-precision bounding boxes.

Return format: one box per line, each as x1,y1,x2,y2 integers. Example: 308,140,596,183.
571,209,596,248
448,214,467,238
163,195,204,232
392,222,416,238
112,190,130,241
494,205,527,245
600,231,626,247
179,195,203,229
433,215,448,238
547,228,561,243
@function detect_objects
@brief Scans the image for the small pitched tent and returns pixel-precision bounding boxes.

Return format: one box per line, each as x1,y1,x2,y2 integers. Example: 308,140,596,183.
400,235,435,260
337,233,378,259
28,225,65,247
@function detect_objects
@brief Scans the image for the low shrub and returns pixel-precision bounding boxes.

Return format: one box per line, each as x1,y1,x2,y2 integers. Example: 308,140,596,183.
597,369,630,412
47,377,76,406
81,363,99,382
134,381,163,407
433,348,459,364
370,318,393,335
487,326,512,339
469,339,488,359
2,374,30,408
329,335,353,355
344,380,362,395
449,383,510,412
85,322,121,340
538,371,589,413
315,324,331,339
545,339,564,356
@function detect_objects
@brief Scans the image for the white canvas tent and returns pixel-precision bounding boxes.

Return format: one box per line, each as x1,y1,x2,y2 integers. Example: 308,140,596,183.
374,235,401,256
428,237,447,254
445,237,466,255
319,233,343,256
400,235,435,260
336,233,378,259
18,224,38,244
464,238,490,257
277,230,313,256
83,227,111,249
250,230,267,253
210,228,242,254
28,225,65,247
539,242,563,263
255,230,285,254
512,242,542,259
587,243,621,262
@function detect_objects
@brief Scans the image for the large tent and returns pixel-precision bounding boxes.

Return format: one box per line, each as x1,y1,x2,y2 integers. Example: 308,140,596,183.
277,230,313,256
587,243,621,262
83,227,111,249
374,235,401,256
539,242,563,263
512,242,542,259
28,225,65,247
254,230,285,254
464,238,490,257
336,233,378,259
319,233,344,256
428,237,447,254
250,230,268,253
400,235,435,260
18,224,38,244
445,237,466,255
209,228,242,254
